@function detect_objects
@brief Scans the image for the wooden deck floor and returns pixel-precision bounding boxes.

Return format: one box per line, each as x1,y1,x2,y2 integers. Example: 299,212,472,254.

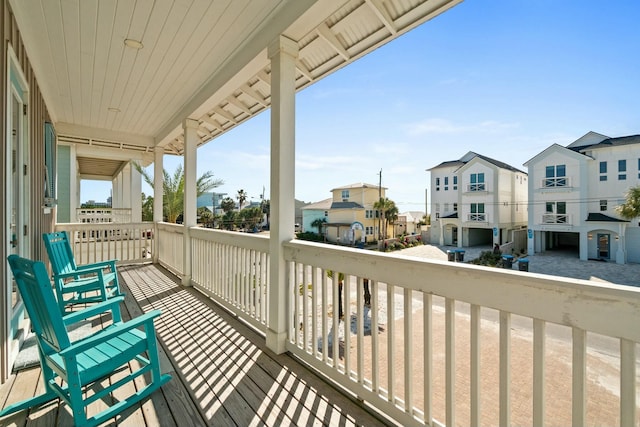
0,264,388,426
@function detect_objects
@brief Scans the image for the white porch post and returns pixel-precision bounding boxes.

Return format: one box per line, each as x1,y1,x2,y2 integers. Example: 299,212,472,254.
153,147,164,263
182,118,199,286
266,35,298,354
129,164,142,222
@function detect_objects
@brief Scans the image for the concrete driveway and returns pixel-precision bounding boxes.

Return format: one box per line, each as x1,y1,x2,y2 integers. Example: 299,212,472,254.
399,244,640,288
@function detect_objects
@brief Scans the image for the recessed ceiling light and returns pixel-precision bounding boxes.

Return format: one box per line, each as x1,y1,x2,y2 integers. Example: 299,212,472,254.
124,38,143,49
108,107,121,113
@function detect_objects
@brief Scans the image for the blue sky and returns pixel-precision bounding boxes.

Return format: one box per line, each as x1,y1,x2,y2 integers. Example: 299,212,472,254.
82,0,640,213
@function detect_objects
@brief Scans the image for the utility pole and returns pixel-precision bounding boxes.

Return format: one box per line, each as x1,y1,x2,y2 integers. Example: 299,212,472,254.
378,169,382,241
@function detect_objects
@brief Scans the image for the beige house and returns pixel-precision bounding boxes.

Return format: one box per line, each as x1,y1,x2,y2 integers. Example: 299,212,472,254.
323,183,386,244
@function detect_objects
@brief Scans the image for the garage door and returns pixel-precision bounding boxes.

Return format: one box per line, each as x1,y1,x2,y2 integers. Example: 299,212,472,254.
626,227,640,264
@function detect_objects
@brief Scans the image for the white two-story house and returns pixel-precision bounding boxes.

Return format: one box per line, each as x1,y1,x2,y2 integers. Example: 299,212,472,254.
524,131,640,264
428,152,528,249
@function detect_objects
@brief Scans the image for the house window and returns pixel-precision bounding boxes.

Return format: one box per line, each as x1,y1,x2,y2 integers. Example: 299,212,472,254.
435,203,440,213
365,209,374,219
599,161,607,174
436,177,440,191
469,173,485,191
444,203,449,212
324,211,328,217
600,175,607,181
544,201,567,223
365,226,374,235
469,203,486,221
444,176,449,191
453,203,458,211
341,190,350,201
600,200,607,211
453,176,458,190
544,164,567,187
619,159,627,180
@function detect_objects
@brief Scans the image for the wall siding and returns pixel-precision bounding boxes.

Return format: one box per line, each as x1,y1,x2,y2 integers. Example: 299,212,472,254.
1,0,52,383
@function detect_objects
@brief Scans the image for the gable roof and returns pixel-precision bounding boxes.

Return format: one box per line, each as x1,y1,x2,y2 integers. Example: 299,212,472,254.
330,182,385,191
429,151,525,174
570,134,640,154
330,201,364,209
566,131,610,149
302,198,332,210
523,143,589,166
585,213,629,223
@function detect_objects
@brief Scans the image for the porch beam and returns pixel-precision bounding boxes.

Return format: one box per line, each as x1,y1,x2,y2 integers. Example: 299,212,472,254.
182,118,199,286
266,35,298,354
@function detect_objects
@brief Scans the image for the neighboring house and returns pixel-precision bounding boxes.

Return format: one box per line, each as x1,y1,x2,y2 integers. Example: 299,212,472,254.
323,183,387,244
301,198,332,234
524,131,640,264
395,211,425,236
428,152,528,248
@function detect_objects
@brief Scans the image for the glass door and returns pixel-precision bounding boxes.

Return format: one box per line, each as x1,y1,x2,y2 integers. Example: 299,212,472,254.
597,234,610,259
6,51,29,361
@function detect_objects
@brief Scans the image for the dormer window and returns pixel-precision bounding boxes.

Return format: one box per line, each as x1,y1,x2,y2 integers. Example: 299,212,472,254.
341,190,349,201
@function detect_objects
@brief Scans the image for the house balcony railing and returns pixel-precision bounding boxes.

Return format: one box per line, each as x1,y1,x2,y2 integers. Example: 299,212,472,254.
466,183,487,192
541,177,569,188
542,213,570,224
76,207,132,223
467,213,487,222
54,221,640,427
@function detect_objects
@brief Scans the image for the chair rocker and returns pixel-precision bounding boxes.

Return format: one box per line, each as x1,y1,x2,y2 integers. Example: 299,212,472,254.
2,255,171,427
43,231,121,314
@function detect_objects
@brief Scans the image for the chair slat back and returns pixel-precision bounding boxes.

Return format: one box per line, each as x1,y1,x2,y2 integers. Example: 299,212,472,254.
42,231,78,275
7,255,70,352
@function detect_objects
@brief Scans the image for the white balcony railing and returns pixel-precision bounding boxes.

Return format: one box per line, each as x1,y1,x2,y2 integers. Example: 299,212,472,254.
467,213,487,222
55,222,154,265
542,177,569,188
542,213,569,224
466,183,487,192
76,208,132,223
57,222,640,427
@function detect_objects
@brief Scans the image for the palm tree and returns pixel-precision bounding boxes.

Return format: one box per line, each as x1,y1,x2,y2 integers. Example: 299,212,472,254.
237,189,248,211
311,217,326,236
134,163,223,223
374,197,398,239
616,186,640,219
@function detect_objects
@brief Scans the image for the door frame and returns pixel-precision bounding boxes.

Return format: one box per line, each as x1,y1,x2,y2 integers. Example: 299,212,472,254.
597,233,610,260
4,43,30,377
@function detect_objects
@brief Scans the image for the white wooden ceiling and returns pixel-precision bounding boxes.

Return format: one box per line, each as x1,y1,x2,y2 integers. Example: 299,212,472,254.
10,0,462,163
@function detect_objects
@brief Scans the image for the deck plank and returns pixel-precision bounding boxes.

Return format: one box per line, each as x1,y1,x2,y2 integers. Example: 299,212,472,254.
2,263,388,427
120,264,387,427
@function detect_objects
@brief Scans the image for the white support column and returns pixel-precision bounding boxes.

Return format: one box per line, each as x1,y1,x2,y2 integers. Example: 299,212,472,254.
120,164,132,214
153,147,164,263
153,147,164,223
129,163,142,222
182,118,199,286
266,35,298,354
70,146,79,222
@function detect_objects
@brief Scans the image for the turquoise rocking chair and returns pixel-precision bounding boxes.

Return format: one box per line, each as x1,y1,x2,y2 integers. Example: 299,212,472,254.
43,231,121,314
2,255,171,427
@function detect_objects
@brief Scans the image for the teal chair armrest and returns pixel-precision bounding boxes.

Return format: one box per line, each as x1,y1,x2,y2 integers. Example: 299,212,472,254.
74,259,118,271
55,266,107,280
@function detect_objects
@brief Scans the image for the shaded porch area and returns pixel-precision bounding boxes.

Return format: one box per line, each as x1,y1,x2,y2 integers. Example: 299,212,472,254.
0,264,386,426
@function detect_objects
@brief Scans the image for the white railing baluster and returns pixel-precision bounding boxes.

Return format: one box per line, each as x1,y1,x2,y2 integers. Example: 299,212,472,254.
500,310,511,427
311,266,318,356
404,287,413,413
332,271,339,369
572,328,586,426
371,279,379,393
344,274,351,378
423,292,432,425
356,277,364,384
470,304,481,427
445,297,455,427
533,319,546,427
620,338,636,427
321,269,328,364
388,283,395,401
